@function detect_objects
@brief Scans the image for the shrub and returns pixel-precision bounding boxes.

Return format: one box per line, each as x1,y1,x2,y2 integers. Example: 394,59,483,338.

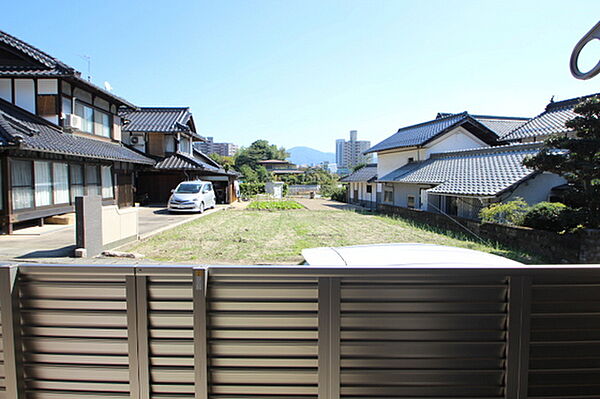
247,200,303,210
479,198,529,226
240,182,265,198
329,186,347,202
522,202,581,232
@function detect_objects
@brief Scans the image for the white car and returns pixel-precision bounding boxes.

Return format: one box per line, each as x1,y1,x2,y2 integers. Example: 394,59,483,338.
168,180,216,213
302,243,522,267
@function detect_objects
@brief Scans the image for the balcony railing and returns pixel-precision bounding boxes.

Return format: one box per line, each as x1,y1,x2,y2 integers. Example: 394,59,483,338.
1,263,600,398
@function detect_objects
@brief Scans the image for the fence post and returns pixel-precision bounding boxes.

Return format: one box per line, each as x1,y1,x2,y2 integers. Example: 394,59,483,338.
126,276,140,399
0,265,24,399
318,277,340,399
193,268,209,399
135,275,150,399
505,276,532,399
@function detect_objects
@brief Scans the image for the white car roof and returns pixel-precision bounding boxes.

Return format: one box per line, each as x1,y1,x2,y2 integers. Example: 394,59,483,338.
301,243,522,267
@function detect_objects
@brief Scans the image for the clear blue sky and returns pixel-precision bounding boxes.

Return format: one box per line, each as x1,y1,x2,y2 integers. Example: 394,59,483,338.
4,1,600,152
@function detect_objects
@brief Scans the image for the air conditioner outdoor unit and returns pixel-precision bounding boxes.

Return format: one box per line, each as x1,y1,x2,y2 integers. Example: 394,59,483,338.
64,114,82,131
130,135,141,144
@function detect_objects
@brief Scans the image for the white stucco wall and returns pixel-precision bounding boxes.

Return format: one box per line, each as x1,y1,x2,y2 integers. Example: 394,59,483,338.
102,205,139,246
505,172,567,205
424,126,489,157
377,149,424,178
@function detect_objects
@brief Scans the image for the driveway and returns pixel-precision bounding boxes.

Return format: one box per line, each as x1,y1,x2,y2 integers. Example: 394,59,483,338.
293,197,366,211
0,205,226,262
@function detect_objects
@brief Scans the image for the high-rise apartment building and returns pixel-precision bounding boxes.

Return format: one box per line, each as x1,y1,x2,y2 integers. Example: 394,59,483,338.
335,130,372,174
195,137,239,157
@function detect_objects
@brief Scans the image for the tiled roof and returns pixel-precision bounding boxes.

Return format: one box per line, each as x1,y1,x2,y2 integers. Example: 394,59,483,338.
436,113,529,137
120,107,201,138
0,29,73,72
378,143,542,196
501,93,600,141
0,99,154,165
155,151,238,176
340,164,378,182
0,30,135,108
365,112,503,154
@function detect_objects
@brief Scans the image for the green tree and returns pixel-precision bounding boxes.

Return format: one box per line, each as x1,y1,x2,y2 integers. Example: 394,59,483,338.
208,153,234,171
234,140,288,171
523,96,600,228
239,164,258,183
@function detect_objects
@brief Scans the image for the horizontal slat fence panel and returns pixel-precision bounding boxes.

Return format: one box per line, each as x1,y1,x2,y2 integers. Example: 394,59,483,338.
339,277,508,399
208,275,319,398
16,267,134,399
1,264,600,399
145,270,195,398
528,277,600,398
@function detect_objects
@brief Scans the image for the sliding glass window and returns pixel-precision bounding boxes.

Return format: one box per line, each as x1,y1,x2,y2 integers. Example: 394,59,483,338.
53,163,69,204
85,165,101,196
11,160,34,210
34,161,53,207
101,166,114,198
70,164,84,203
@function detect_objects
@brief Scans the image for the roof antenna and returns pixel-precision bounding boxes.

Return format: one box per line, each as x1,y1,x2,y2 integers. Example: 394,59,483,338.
79,54,91,81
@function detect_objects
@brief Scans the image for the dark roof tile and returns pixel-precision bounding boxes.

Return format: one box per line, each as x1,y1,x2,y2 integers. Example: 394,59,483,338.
340,164,378,182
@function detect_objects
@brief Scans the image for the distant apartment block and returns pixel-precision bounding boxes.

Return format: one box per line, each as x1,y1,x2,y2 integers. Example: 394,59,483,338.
195,137,238,157
335,130,372,174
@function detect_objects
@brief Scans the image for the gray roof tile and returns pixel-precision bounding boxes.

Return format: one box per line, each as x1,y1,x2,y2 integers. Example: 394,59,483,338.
378,143,542,196
120,107,201,139
501,93,600,141
154,151,237,176
340,164,378,182
365,112,521,154
0,100,154,165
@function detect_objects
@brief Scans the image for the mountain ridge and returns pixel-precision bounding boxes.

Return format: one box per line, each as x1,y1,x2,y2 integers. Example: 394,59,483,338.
287,146,335,166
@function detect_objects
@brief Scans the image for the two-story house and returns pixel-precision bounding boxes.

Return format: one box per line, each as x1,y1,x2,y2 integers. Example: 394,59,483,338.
0,30,154,234
119,107,239,204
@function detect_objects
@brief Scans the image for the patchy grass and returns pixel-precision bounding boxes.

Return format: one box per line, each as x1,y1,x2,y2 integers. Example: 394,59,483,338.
247,200,304,211
124,209,541,264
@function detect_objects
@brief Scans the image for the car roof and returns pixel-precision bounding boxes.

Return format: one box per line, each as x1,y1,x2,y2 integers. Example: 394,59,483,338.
302,243,522,267
178,180,209,184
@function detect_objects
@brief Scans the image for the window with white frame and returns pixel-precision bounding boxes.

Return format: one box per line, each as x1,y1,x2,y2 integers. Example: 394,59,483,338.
53,163,69,204
101,166,114,198
94,110,111,138
11,160,33,210
407,195,416,209
34,161,52,207
180,137,191,153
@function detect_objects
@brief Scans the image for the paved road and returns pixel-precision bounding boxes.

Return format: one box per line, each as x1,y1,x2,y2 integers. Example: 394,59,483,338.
0,205,226,262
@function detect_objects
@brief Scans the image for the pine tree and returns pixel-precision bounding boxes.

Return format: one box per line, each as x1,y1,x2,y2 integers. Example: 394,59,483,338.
523,96,600,228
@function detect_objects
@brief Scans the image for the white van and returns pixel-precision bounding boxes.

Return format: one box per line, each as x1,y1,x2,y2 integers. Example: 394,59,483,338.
168,180,216,213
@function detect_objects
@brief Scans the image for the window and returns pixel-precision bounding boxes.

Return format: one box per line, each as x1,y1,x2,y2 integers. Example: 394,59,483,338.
70,165,84,203
407,195,416,209
95,110,111,138
11,160,33,210
85,165,100,196
384,184,394,203
408,157,414,163
75,101,94,133
34,161,52,207
101,166,114,199
62,96,72,115
165,135,176,153
366,185,372,194
53,163,69,204
180,137,191,153
445,196,458,216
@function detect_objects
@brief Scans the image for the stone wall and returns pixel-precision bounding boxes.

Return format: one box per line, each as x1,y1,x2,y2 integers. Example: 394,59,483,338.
378,204,599,264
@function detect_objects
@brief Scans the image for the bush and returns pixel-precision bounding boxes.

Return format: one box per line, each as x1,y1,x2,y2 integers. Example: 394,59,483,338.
240,182,265,198
522,202,581,232
329,186,347,202
247,200,303,210
479,198,528,226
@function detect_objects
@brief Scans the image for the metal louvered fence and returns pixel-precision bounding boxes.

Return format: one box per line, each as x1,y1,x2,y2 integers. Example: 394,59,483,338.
1,263,600,399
